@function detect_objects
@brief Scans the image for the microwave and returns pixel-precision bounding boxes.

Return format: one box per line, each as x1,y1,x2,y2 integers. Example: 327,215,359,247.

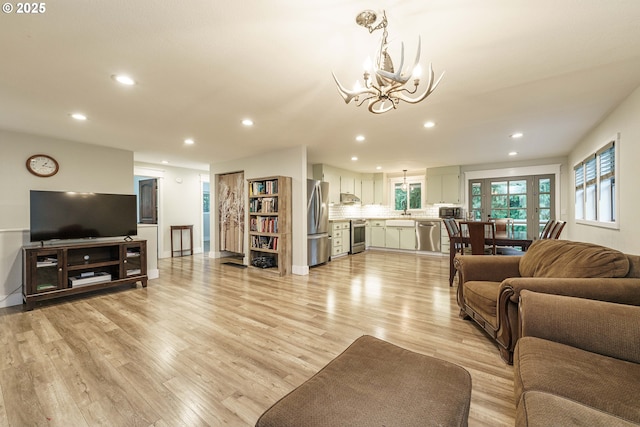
439,207,463,219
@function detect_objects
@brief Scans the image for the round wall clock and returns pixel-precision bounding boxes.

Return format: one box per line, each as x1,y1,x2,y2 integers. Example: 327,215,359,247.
26,154,59,177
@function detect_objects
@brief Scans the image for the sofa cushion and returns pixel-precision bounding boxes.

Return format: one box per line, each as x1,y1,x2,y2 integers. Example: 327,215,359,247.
516,391,640,427
462,281,500,329
519,239,630,278
515,337,640,424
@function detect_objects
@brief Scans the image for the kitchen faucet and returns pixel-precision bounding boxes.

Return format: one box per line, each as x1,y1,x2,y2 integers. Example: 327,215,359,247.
401,200,410,216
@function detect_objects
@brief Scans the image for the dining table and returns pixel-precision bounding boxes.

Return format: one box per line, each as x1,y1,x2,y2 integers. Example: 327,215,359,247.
447,231,533,286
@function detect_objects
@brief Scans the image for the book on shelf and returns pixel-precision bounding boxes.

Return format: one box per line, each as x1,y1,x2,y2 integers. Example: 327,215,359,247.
250,179,278,196
251,235,278,250
249,197,278,213
250,216,278,233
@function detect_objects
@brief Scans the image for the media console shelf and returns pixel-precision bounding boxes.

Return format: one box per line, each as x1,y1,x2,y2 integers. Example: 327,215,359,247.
23,239,147,310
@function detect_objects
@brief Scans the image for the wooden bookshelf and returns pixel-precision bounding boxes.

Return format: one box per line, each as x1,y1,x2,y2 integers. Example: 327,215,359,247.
247,176,292,276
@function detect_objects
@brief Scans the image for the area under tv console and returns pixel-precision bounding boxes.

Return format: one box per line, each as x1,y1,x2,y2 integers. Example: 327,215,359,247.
22,239,147,310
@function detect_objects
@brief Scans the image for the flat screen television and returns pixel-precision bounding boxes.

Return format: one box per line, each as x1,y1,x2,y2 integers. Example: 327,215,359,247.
30,190,138,242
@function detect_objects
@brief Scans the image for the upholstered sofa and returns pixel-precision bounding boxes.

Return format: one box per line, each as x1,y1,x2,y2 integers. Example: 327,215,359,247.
515,290,640,426
454,239,640,363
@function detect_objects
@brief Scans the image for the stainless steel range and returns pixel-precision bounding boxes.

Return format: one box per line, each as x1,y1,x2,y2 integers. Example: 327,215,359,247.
350,219,366,254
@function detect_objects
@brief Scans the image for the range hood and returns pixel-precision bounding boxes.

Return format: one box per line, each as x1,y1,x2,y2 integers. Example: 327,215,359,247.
340,193,361,204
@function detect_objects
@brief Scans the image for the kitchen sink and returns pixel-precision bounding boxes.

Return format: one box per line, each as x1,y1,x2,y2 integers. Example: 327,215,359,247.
386,219,416,227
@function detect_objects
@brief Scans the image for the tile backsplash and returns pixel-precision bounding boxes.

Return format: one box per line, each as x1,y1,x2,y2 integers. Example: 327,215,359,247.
329,204,440,220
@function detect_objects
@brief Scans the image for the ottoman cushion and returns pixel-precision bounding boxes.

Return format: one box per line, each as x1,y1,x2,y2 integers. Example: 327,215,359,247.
256,335,472,427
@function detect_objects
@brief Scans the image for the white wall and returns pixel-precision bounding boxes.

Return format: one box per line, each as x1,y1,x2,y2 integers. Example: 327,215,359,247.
135,162,207,258
461,157,569,230
210,146,308,275
567,85,640,253
0,130,135,306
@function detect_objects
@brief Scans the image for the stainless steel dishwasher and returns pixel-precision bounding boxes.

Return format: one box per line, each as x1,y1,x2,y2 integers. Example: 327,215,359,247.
416,221,441,252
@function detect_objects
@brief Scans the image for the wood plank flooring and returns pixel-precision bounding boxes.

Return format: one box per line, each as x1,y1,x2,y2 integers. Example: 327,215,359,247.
0,250,515,426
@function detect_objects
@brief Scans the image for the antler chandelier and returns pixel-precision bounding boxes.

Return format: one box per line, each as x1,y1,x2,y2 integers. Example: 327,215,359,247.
332,10,444,114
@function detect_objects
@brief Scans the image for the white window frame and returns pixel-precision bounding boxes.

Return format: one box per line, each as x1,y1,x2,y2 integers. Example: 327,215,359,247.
388,175,425,212
574,134,619,229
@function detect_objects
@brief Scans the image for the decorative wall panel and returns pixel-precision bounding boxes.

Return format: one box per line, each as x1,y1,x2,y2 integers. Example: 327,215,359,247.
218,171,244,254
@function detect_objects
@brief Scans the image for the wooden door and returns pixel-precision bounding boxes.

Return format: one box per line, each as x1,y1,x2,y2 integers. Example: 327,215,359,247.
217,172,244,254
139,178,157,224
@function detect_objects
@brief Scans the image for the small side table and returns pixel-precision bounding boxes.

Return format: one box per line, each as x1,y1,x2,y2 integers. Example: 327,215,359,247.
170,225,193,257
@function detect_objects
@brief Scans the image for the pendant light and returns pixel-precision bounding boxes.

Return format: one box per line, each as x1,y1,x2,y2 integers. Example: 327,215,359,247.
401,169,408,190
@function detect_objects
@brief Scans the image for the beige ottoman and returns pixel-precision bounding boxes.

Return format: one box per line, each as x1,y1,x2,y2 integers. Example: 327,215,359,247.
256,335,472,427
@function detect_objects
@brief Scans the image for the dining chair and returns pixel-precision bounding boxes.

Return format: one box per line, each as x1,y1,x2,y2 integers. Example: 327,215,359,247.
461,221,496,255
539,219,556,239
488,218,521,255
548,220,566,239
444,218,471,255
492,218,513,239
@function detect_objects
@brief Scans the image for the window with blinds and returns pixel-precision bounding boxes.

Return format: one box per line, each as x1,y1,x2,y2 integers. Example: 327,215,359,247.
598,142,615,222
584,155,597,220
574,163,584,220
574,138,617,225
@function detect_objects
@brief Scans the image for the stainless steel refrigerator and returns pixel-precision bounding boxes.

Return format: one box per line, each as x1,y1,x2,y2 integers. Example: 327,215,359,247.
307,179,330,266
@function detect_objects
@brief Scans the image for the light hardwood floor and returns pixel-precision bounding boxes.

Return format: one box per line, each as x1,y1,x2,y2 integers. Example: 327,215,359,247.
0,250,515,426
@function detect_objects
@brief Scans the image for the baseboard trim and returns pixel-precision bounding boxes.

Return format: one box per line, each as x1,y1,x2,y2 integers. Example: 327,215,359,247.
0,292,23,308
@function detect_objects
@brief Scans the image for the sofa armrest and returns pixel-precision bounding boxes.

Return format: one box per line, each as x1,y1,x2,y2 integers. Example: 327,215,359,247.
519,290,640,363
455,255,522,283
501,277,640,304
494,277,640,360
455,255,522,312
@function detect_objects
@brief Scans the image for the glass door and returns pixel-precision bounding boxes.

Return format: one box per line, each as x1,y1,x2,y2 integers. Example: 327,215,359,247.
489,178,528,239
469,174,555,239
533,175,555,238
469,181,483,220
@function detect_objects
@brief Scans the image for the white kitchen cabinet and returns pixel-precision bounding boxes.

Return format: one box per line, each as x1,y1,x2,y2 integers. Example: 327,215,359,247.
399,227,416,250
331,221,350,256
369,220,385,247
440,221,450,254
427,166,461,204
340,176,354,194
386,227,415,249
340,174,360,197
312,164,364,203
312,164,341,204
361,173,384,205
325,170,341,204
361,179,374,205
385,227,400,249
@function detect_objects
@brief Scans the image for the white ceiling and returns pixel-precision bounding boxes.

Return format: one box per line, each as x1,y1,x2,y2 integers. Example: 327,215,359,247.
2,1,640,173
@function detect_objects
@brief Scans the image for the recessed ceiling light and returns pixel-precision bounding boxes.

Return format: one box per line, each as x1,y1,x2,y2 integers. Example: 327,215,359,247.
242,118,254,126
509,151,518,156
184,138,195,145
112,74,136,86
423,121,436,128
355,135,365,142
161,160,169,164
376,166,382,170
351,156,358,161
510,132,524,138
70,113,87,121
